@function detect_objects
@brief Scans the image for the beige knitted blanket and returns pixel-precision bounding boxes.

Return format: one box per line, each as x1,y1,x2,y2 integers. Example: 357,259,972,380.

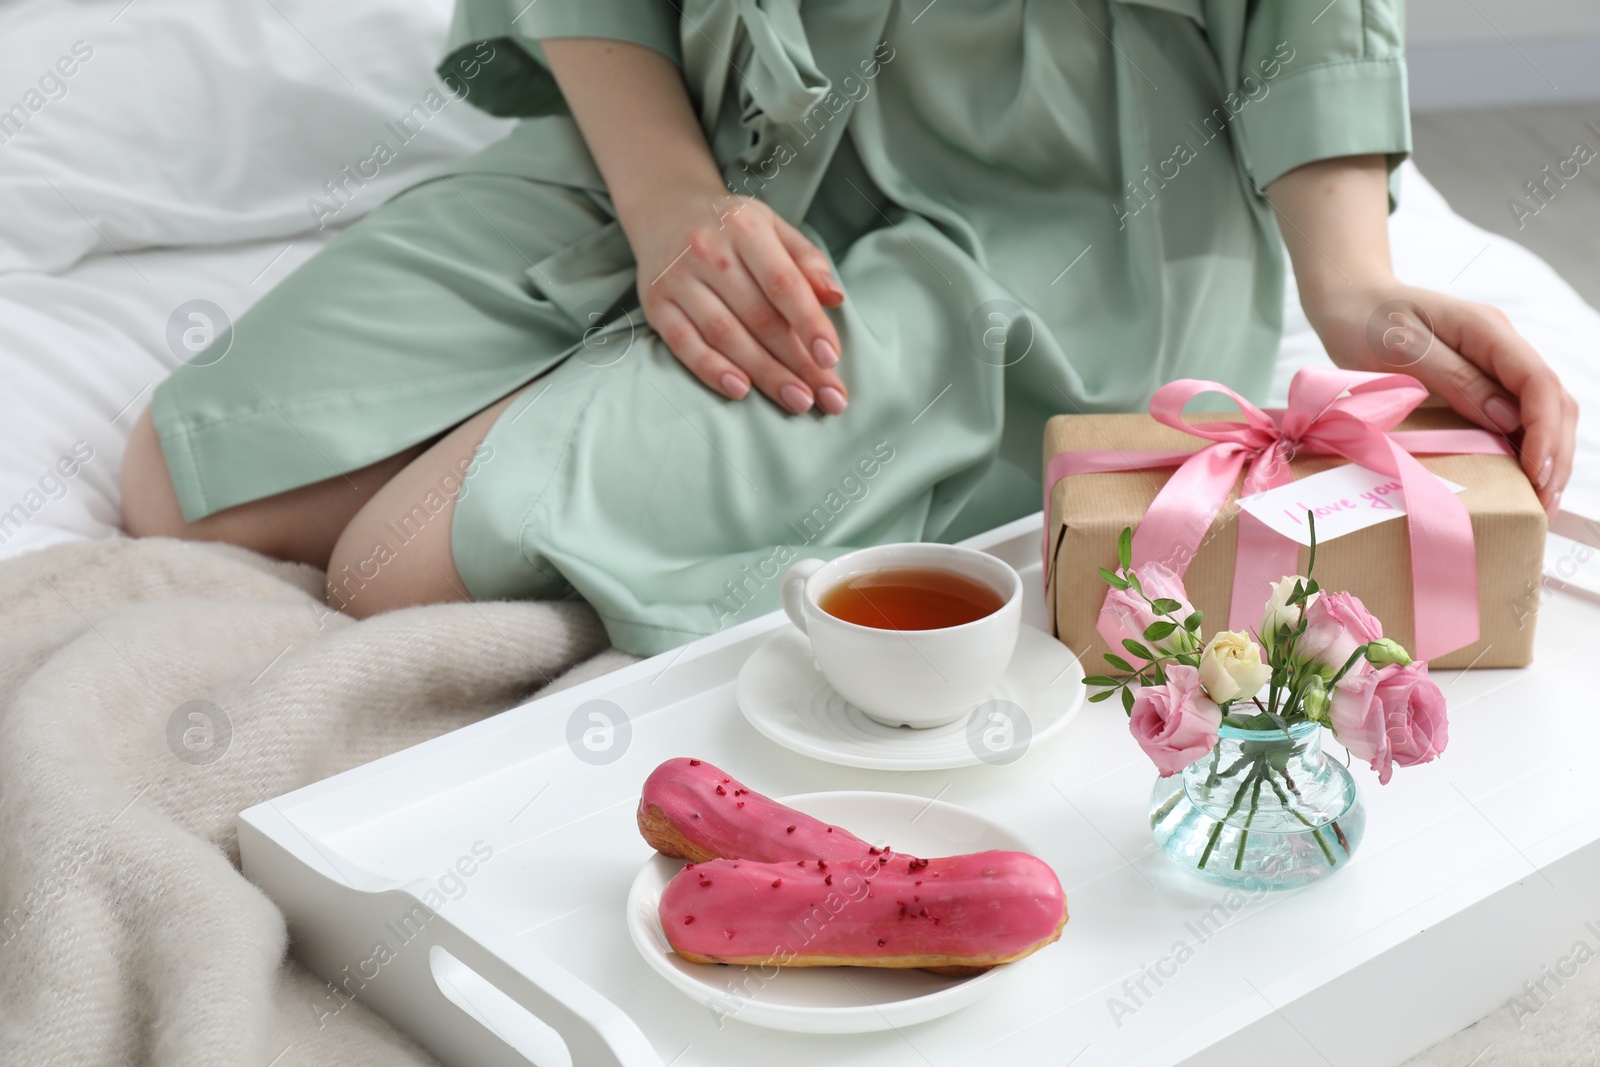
0,536,631,1066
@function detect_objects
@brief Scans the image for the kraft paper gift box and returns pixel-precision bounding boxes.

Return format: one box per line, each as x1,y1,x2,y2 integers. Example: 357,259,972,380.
1044,406,1548,671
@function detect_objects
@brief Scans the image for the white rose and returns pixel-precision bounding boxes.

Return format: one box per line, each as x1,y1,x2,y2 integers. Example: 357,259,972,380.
1260,575,1319,647
1198,630,1273,705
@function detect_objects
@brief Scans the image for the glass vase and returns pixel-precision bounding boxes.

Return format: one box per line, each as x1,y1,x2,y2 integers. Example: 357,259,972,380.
1149,721,1364,890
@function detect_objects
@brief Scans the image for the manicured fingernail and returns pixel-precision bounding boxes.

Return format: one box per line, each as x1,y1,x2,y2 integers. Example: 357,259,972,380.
1484,396,1520,433
823,275,845,300
1549,489,1563,518
812,338,839,368
720,373,749,399
779,383,813,414
1533,455,1553,488
816,386,848,415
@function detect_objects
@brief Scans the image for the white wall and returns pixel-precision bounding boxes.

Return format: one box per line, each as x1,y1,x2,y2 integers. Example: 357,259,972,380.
1406,0,1600,109
1408,0,1600,47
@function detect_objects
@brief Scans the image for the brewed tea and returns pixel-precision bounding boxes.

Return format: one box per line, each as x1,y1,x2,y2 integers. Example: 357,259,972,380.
819,567,1004,630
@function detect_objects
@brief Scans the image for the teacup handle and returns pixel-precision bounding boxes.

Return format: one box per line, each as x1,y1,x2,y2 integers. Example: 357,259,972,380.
780,559,826,634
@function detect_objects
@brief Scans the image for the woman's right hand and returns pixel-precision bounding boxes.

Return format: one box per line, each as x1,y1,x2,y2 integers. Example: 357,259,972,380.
628,189,848,415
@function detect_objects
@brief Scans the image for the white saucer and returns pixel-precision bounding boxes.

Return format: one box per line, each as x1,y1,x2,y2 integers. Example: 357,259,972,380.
734,625,1084,770
625,791,1040,1033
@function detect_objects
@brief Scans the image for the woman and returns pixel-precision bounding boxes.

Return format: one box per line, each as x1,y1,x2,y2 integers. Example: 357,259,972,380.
121,0,1577,655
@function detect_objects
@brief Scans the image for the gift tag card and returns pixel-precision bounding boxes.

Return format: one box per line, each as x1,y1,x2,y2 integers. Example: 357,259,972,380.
1237,463,1467,546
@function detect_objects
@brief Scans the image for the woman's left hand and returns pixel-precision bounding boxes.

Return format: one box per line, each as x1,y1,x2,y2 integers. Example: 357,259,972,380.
1304,280,1577,518
1267,156,1576,519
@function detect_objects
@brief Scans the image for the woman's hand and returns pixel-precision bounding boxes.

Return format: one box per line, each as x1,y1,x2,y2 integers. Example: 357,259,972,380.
1268,154,1576,517
540,38,846,415
629,188,848,414
1305,281,1577,516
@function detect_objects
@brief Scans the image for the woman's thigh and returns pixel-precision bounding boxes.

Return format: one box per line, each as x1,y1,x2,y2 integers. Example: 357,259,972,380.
324,384,531,617
120,404,430,567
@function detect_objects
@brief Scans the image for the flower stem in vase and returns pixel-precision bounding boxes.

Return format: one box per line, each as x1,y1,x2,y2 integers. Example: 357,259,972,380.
1150,789,1184,824
1216,754,1253,779
1234,774,1265,870
1198,760,1260,870
1279,762,1354,855
1265,768,1337,866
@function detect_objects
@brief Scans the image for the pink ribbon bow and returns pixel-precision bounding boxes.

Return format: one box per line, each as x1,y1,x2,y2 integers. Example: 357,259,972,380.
1043,367,1515,661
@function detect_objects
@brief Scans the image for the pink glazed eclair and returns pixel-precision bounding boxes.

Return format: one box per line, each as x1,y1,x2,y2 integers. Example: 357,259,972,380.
637,757,875,864
659,850,1069,970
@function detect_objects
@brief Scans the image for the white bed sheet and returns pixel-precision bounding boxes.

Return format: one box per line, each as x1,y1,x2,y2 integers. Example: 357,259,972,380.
0,0,1594,561
0,236,333,555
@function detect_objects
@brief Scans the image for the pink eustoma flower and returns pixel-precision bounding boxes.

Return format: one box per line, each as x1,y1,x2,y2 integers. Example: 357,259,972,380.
1098,562,1196,663
1330,662,1448,784
1298,591,1384,677
1129,665,1222,777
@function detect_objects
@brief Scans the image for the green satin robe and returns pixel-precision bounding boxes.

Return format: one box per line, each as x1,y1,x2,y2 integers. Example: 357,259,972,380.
152,0,1409,653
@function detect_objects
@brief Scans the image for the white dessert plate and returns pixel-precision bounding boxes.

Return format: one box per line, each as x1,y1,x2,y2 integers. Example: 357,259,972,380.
734,624,1084,770
625,791,1051,1034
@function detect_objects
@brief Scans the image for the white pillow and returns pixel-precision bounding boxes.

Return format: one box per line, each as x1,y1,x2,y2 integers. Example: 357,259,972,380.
0,0,510,275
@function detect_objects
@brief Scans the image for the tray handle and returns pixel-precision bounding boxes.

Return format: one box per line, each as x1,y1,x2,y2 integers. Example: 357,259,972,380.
421,906,663,1067
1550,508,1600,550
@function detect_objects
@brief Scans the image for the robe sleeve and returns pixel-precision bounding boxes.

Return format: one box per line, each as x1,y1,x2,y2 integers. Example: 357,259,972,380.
1218,0,1411,203
438,0,683,118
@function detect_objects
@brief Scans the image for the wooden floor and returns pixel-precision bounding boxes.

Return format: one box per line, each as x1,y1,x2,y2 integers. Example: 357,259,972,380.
1412,101,1600,306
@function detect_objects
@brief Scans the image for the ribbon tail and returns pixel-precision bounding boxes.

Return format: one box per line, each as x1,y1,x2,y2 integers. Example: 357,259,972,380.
1389,442,1481,660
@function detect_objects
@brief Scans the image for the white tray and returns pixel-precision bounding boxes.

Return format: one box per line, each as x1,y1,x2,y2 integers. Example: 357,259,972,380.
239,511,1600,1067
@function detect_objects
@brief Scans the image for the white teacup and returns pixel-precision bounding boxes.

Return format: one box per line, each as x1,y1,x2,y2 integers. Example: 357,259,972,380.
779,543,1022,729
